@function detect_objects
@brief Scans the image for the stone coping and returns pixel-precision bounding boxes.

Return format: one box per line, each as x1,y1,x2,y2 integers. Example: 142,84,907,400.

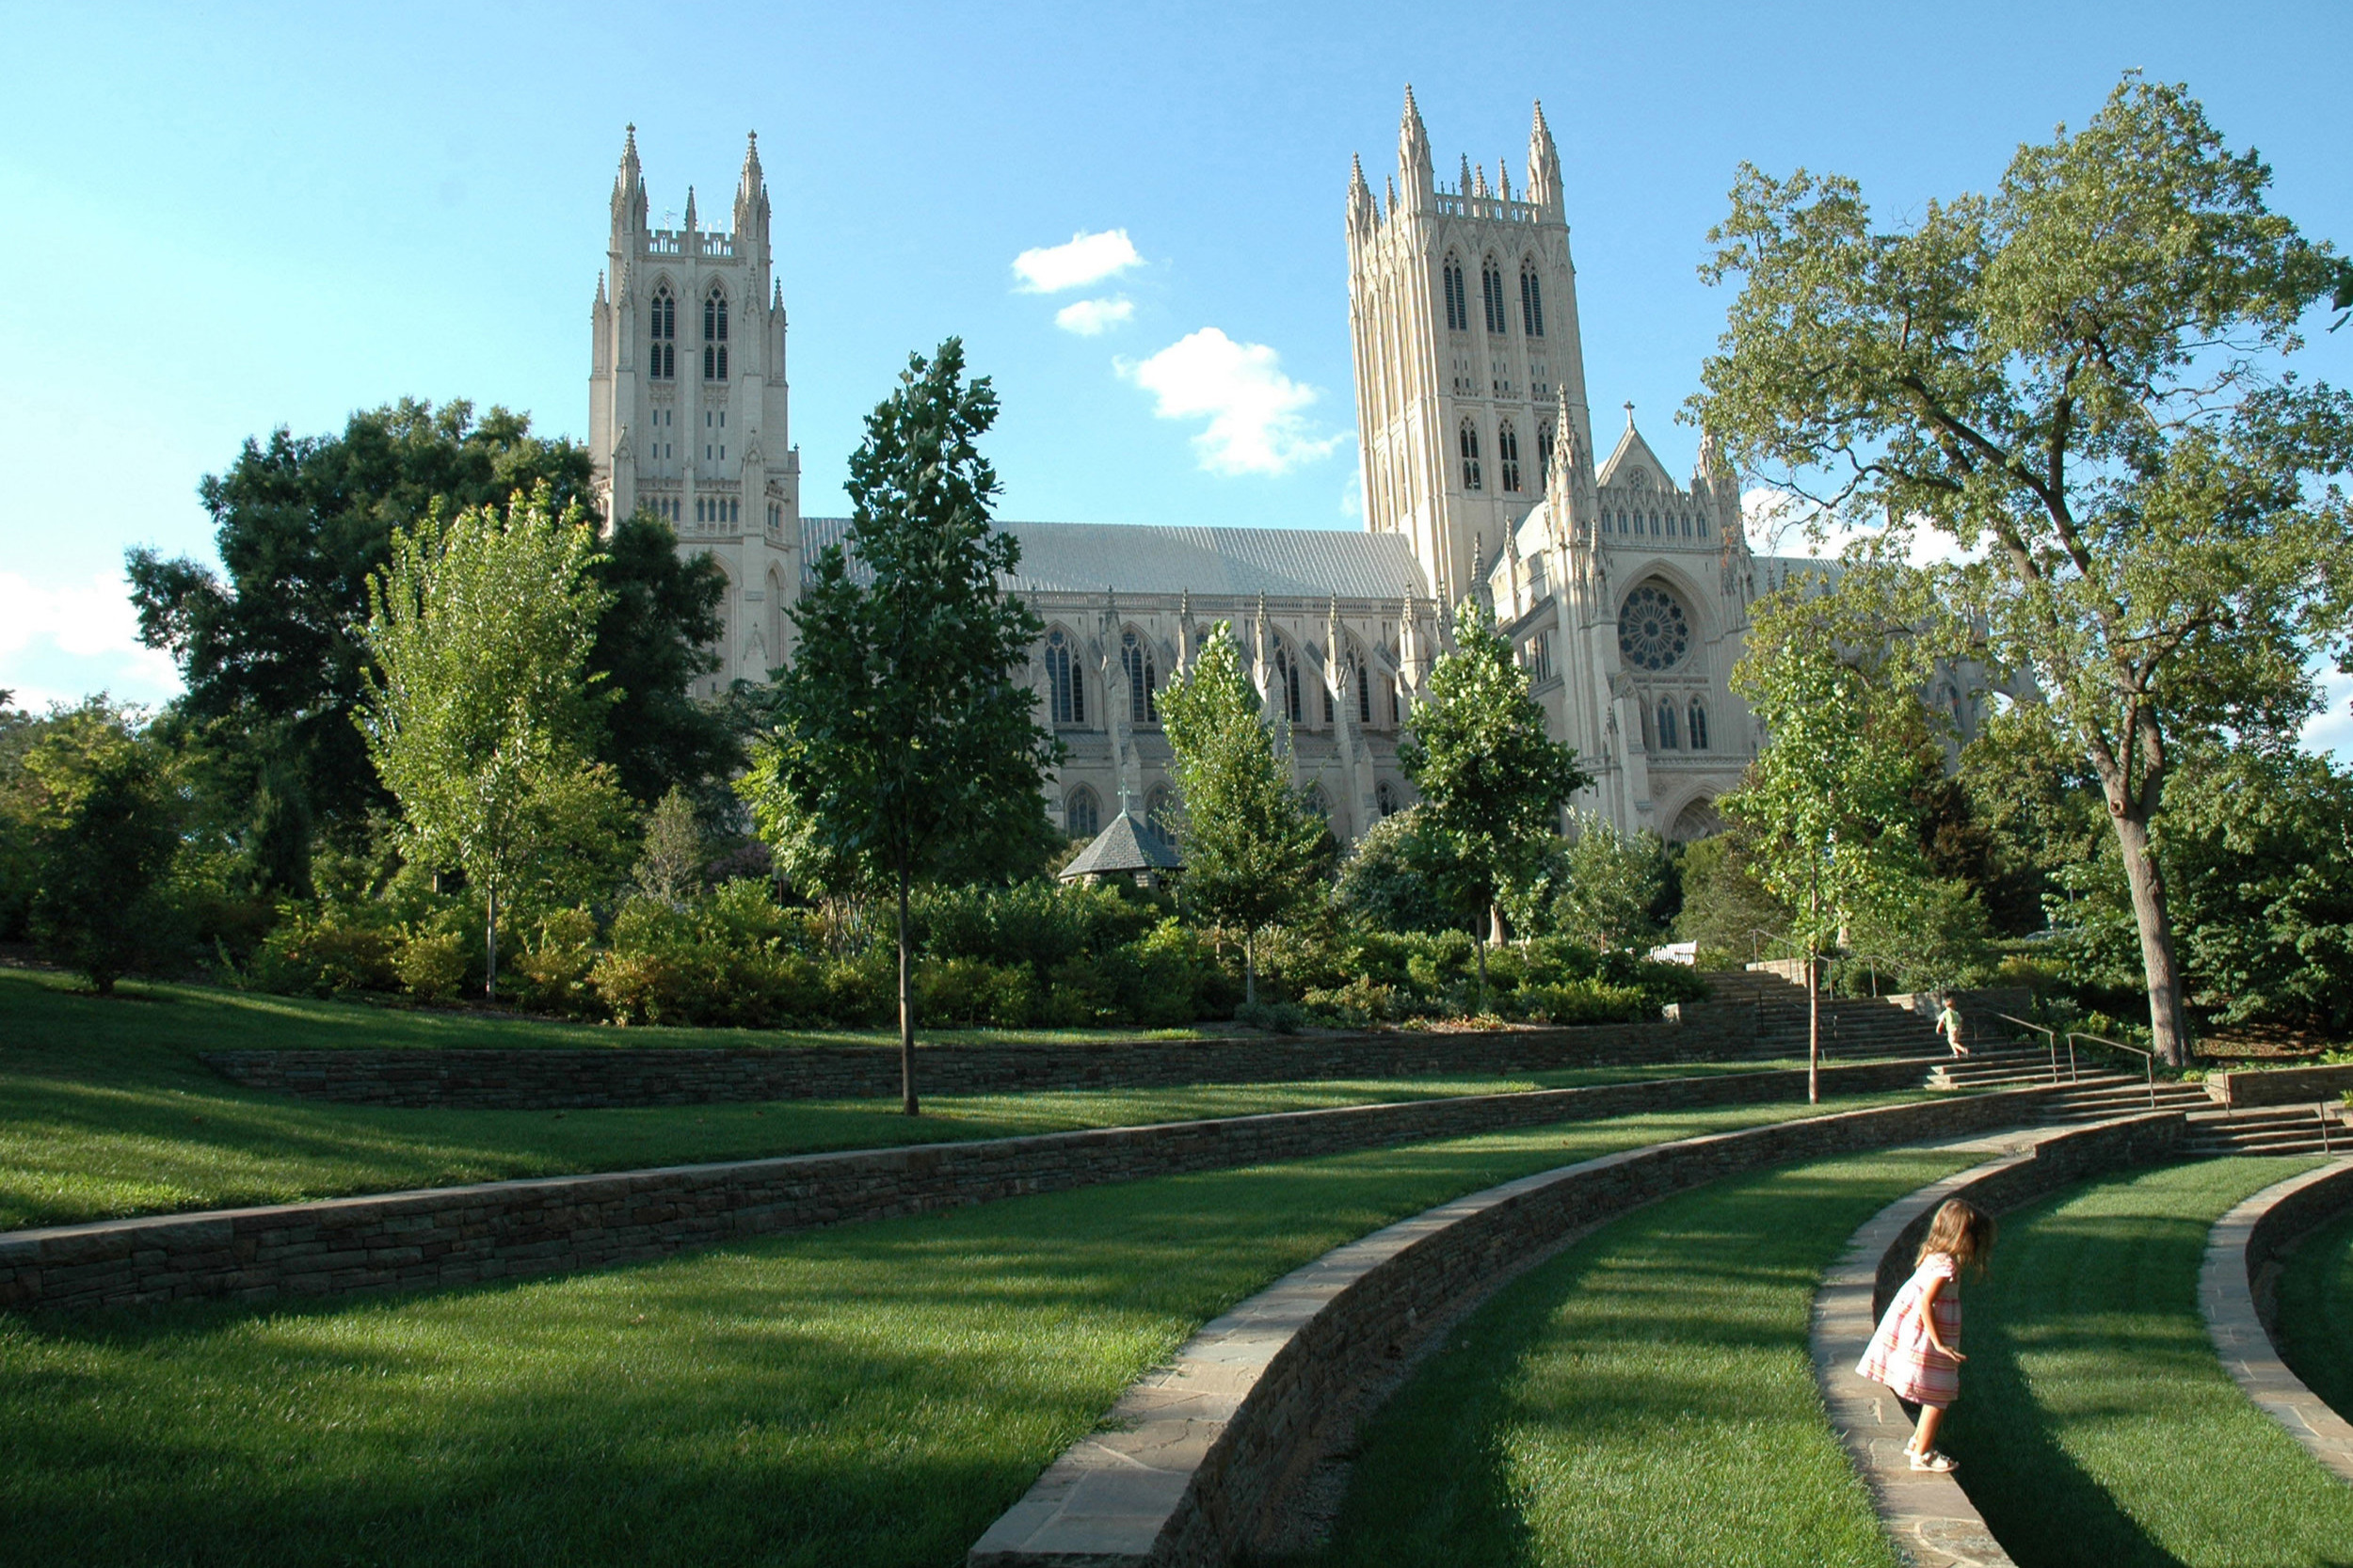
2201,1158,2353,1484
965,1087,2061,1568
0,1057,1943,1314
1814,1112,2186,1568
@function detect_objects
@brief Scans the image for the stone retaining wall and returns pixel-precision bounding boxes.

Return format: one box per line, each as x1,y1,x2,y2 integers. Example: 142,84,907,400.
2201,1159,2353,1485
200,1012,1770,1109
1814,1114,2183,1568
966,1086,2058,1567
2204,1064,2353,1110
0,1060,1942,1316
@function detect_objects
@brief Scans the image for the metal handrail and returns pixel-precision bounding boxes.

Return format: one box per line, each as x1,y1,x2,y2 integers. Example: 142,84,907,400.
1997,1012,2073,1084
2069,1031,2158,1112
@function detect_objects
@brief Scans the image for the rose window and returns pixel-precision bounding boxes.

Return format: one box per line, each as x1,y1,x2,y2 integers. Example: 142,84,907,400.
1618,583,1691,672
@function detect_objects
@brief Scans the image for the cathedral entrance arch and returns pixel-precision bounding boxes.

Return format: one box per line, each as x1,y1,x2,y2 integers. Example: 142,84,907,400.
1668,796,1723,842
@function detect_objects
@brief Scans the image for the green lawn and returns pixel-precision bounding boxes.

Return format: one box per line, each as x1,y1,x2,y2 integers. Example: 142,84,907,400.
1942,1158,2353,1568
0,1094,1924,1568
0,965,1818,1231
2274,1198,2353,1423
1302,1148,1973,1568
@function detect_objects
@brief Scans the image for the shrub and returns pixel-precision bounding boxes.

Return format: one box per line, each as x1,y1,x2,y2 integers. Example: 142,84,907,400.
249,905,401,998
1515,976,1653,1026
1234,998,1310,1033
513,907,601,1017
395,929,468,1003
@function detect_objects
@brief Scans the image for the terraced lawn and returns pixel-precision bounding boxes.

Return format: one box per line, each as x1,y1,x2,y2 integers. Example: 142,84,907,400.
0,1094,1922,1568
2274,1194,2353,1423
1943,1158,2353,1568
1303,1147,1975,1568
0,965,1817,1230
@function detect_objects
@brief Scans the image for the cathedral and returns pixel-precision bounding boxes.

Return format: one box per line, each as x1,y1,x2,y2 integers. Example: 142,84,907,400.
588,93,1842,850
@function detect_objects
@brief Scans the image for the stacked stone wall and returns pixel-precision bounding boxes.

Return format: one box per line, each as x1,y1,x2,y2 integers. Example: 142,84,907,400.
0,1059,1942,1316
201,1010,1773,1110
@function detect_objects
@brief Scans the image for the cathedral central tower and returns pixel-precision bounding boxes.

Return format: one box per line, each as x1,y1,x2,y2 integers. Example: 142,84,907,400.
1346,90,1592,607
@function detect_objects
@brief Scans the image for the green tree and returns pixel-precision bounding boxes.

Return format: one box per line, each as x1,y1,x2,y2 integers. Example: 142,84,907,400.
1334,805,1468,937
1552,815,1670,953
741,340,1055,1113
1696,75,2353,1064
128,398,729,890
1672,833,1793,965
11,700,182,993
358,486,621,999
1160,627,1330,1004
1399,600,1592,998
1722,586,1935,1101
632,786,706,908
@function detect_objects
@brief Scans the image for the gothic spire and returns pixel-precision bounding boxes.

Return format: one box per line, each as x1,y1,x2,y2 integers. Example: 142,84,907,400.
1497,158,1513,203
1398,85,1433,209
611,123,647,232
734,130,768,236
1347,152,1377,235
1528,100,1563,212
683,184,697,234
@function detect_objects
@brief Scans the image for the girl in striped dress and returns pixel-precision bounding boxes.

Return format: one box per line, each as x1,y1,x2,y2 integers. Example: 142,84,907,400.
1857,1197,1994,1472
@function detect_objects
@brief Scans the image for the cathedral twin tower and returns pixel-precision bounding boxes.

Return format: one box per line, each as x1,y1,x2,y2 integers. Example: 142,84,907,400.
588,93,1776,846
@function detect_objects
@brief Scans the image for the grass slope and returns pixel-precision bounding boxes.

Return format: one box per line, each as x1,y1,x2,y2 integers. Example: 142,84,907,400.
2274,1199,2353,1423
0,1095,1918,1568
1943,1157,2353,1568
0,966,1811,1231
1305,1149,1971,1568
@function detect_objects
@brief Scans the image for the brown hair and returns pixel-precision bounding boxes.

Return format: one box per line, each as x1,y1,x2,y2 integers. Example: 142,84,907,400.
1916,1197,1995,1274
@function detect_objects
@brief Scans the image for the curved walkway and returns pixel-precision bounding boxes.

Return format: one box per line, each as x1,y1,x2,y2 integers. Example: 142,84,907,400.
2201,1158,2353,1484
967,1092,2043,1567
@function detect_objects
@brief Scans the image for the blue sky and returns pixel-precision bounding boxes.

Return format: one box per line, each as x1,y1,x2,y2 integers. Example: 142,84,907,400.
2,0,2347,750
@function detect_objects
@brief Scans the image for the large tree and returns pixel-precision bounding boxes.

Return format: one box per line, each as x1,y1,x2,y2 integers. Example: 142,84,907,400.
1696,75,2353,1064
128,398,729,891
1399,600,1592,999
358,486,625,1000
8,701,183,993
741,340,1056,1114
1159,627,1331,1004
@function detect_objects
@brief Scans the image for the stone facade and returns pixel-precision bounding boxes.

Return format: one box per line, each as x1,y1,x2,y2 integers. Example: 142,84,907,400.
0,1062,1942,1314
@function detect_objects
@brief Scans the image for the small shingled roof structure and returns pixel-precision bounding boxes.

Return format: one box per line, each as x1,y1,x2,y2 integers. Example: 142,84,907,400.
1057,809,1184,888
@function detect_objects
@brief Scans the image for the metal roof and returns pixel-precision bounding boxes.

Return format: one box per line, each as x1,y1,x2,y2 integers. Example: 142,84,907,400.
801,517,1430,602
1056,809,1184,881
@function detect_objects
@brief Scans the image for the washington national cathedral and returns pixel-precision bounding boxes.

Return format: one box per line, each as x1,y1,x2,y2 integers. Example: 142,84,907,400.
589,91,1934,851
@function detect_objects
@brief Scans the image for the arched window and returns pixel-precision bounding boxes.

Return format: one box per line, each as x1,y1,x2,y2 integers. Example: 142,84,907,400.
1497,421,1522,493
1520,263,1545,337
1045,629,1083,725
1688,699,1709,751
1305,783,1331,820
1442,255,1468,332
1064,787,1100,840
1144,784,1178,848
1536,420,1554,488
702,286,728,380
1649,511,1661,536
1459,420,1482,491
1273,644,1303,725
1657,699,1680,750
1323,676,1336,726
1357,663,1372,724
649,285,676,379
1120,630,1157,723
1376,779,1399,818
1481,257,1508,334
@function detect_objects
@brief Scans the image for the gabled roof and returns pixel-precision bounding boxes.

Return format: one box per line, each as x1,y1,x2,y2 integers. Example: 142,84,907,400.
801,518,1431,601
1057,810,1184,881
1595,419,1680,493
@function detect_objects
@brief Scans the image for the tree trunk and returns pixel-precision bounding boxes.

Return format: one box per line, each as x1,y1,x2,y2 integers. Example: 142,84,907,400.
485,887,498,1003
1243,932,1257,1007
2111,808,2193,1067
897,864,918,1115
1474,930,1489,1011
1805,944,1820,1107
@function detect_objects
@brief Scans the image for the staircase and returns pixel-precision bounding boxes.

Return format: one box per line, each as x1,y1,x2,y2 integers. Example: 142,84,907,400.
1923,1032,2345,1160
1702,969,2346,1160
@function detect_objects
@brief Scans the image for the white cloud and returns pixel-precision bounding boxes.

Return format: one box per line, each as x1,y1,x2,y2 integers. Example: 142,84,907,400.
1120,328,1344,477
1054,296,1134,336
0,569,183,710
1013,230,1142,294
1741,487,1979,568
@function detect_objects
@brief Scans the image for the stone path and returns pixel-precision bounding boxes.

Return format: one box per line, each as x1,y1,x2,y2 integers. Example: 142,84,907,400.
2200,1158,2353,1486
